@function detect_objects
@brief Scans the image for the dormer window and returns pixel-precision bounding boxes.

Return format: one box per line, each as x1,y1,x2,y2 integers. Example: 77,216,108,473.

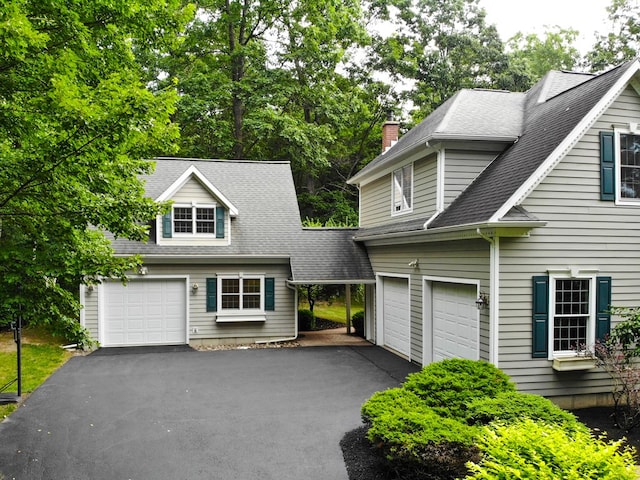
392,164,413,214
162,204,225,239
173,205,216,235
173,206,216,234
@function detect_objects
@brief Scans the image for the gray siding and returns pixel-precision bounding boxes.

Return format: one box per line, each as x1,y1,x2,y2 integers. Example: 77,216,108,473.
171,177,217,204
501,85,640,398
83,262,295,345
366,239,490,363
444,150,495,208
360,153,437,228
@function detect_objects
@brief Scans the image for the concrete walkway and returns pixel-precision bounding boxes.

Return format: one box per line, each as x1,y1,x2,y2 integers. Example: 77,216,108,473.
0,345,418,480
297,327,372,347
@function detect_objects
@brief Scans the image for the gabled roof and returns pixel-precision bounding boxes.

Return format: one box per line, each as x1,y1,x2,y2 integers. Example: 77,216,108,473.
155,164,239,216
348,88,526,185
110,158,375,282
431,60,637,229
111,158,302,256
350,60,640,237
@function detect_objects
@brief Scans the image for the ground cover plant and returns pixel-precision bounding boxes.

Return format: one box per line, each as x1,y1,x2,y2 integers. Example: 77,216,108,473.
359,359,637,480
0,327,72,418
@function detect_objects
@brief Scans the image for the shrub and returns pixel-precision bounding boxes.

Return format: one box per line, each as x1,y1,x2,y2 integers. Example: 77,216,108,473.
351,310,365,337
465,419,637,480
592,307,640,430
403,359,515,417
362,388,426,424
465,391,587,433
362,389,479,480
297,309,315,331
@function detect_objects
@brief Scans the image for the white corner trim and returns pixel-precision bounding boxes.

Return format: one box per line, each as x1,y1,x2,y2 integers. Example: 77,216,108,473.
156,165,239,217
490,60,640,222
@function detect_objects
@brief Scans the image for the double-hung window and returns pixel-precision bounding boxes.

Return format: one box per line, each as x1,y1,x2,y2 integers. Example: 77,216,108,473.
618,131,640,201
551,277,594,355
221,277,262,310
206,276,275,321
532,274,611,360
601,128,640,203
173,205,216,235
392,164,413,214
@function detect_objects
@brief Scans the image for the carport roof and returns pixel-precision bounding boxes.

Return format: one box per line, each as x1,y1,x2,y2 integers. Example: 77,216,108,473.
288,229,375,284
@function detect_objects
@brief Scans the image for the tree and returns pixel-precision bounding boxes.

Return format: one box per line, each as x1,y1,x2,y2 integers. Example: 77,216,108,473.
498,27,582,91
366,0,508,122
157,0,388,223
587,0,640,72
0,1,192,342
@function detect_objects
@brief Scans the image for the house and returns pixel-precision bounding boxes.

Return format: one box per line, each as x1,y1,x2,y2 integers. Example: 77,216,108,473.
347,59,640,408
80,158,373,348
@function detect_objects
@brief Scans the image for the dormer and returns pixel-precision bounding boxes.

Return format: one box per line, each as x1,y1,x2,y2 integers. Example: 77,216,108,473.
155,165,239,246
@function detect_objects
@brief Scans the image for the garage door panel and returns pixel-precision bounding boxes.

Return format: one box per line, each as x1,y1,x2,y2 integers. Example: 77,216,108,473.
432,282,478,362
103,279,187,347
381,277,410,357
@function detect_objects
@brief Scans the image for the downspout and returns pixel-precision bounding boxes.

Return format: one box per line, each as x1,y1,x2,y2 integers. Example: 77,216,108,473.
477,229,500,366
255,281,299,344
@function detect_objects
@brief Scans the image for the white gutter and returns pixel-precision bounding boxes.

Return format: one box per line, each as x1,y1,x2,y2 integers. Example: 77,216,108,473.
255,281,299,344
477,228,500,367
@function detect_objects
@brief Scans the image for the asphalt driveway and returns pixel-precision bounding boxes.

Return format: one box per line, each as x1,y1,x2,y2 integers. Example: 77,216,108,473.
0,345,418,480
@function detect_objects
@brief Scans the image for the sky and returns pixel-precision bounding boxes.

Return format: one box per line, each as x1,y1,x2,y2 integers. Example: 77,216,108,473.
479,0,611,52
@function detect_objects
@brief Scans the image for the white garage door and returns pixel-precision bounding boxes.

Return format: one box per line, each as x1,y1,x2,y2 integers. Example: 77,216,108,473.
103,279,187,347
432,282,479,361
381,277,410,357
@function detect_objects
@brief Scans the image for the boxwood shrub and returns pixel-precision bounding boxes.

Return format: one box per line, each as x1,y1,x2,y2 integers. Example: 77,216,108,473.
361,359,632,479
402,358,515,417
465,391,587,433
297,309,315,331
465,419,637,480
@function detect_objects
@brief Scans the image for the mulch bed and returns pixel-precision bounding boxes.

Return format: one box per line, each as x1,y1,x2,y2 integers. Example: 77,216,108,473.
340,406,640,480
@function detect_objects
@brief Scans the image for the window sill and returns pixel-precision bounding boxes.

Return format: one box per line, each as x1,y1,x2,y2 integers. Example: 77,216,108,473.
552,356,597,371
216,314,266,323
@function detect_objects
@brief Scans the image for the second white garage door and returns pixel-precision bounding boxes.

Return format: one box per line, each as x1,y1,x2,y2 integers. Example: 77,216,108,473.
380,276,410,357
102,279,187,347
432,282,479,362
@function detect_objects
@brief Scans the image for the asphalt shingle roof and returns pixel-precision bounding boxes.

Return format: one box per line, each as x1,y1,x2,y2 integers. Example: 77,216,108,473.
289,229,374,283
110,158,374,282
429,61,633,228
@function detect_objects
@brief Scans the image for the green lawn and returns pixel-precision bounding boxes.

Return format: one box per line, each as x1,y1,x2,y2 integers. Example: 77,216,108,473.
306,301,364,324
0,329,72,419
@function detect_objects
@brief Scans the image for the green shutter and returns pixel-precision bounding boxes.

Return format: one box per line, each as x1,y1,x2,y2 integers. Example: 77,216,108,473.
216,208,225,239
532,276,550,358
206,278,217,312
596,276,612,342
265,277,275,311
600,131,615,201
162,213,172,238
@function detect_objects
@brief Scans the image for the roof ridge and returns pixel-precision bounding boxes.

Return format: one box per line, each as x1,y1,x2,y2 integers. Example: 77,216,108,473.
154,157,291,165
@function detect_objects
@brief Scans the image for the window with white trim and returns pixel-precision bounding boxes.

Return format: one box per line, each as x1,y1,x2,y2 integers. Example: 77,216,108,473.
220,276,263,311
618,131,640,201
392,164,413,214
550,276,595,356
173,205,216,235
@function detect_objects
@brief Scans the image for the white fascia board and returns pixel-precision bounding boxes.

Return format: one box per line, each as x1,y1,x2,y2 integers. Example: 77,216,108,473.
155,165,239,217
490,60,640,222
347,141,436,187
287,279,376,285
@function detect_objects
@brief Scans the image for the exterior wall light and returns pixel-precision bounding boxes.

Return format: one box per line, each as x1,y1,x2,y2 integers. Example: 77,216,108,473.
476,292,489,310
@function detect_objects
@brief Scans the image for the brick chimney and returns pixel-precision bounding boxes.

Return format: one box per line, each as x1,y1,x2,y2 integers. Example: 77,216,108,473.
382,120,399,153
